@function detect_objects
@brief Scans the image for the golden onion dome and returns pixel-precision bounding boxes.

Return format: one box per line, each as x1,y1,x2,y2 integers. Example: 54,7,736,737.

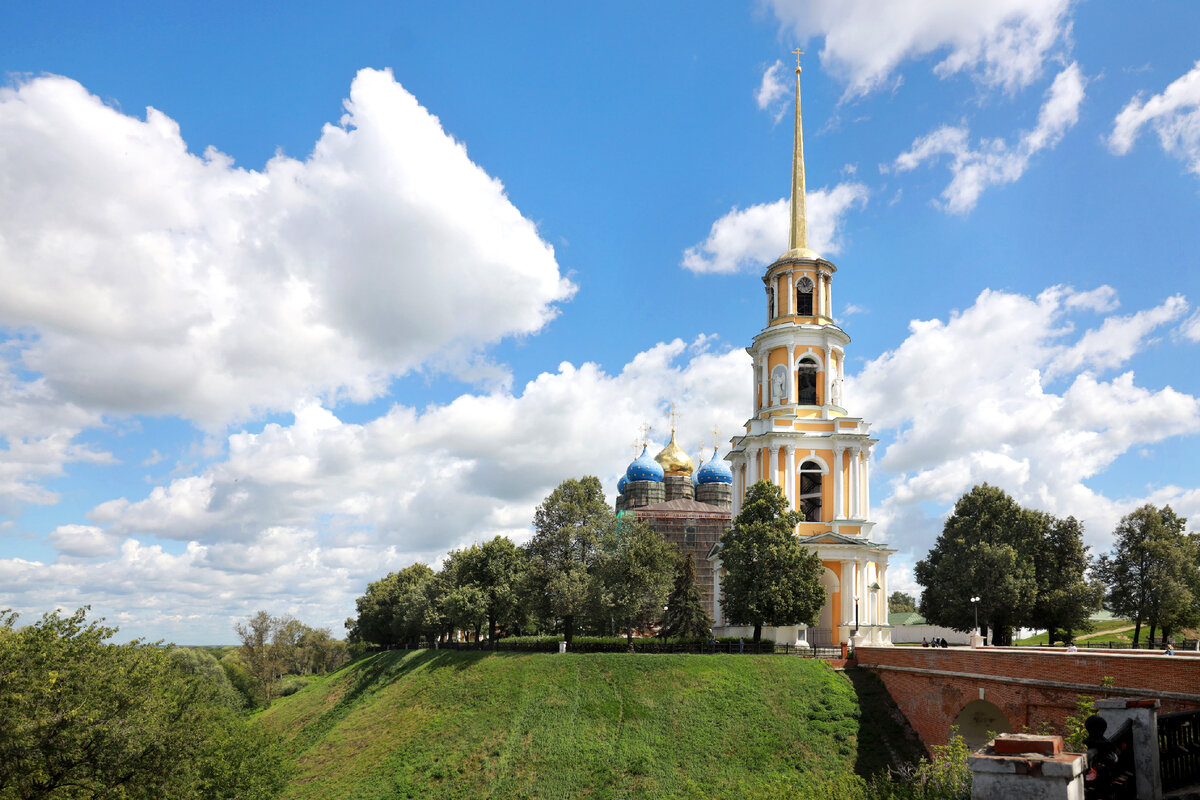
654,430,695,476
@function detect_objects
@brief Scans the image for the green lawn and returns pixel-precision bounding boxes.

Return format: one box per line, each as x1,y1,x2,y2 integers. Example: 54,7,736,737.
1015,618,1131,645
257,650,921,800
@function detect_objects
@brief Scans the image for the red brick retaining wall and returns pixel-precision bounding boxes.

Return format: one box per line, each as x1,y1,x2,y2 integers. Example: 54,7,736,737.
856,646,1200,752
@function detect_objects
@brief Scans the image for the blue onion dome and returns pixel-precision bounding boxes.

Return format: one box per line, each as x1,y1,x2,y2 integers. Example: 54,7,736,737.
697,452,733,485
617,475,628,495
625,445,665,483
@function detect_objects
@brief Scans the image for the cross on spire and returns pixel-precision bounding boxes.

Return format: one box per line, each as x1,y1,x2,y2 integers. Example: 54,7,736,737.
793,48,804,72
638,422,653,450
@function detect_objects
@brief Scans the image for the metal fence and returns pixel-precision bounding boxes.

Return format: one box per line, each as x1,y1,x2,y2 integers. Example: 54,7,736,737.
1159,708,1200,792
369,640,845,659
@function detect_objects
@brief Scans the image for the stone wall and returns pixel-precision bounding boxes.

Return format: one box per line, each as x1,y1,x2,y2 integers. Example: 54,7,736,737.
856,645,1200,754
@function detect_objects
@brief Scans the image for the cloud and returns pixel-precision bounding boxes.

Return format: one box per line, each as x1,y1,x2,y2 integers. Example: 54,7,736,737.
851,285,1200,560
0,339,748,640
4,284,1199,642
0,359,111,513
681,182,869,273
765,0,1073,98
1179,312,1200,343
889,63,1086,213
1108,60,1200,180
756,60,790,121
0,70,574,428
48,524,121,558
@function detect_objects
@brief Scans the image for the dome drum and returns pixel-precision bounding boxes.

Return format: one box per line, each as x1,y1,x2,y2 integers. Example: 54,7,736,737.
623,480,665,508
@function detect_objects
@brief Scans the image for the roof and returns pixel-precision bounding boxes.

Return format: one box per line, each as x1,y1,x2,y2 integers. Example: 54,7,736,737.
889,611,927,626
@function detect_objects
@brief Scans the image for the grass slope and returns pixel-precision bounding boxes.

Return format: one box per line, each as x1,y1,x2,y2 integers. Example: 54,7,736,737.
258,651,916,799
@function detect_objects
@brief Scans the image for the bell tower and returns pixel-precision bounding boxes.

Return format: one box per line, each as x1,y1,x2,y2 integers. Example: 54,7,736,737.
717,53,895,647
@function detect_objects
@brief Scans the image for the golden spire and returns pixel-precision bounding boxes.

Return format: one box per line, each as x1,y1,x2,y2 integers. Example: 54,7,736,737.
787,49,819,260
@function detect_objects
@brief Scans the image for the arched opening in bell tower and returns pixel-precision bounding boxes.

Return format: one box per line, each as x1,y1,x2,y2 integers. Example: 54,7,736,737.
798,460,823,522
796,358,818,405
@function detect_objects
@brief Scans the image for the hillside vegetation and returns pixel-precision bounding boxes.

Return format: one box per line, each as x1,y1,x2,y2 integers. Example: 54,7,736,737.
257,650,922,799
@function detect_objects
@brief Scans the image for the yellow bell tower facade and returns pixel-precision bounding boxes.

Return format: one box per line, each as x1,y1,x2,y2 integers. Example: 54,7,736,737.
712,55,894,648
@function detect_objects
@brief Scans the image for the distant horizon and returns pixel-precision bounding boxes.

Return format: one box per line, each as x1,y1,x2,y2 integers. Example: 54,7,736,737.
3,2,1200,644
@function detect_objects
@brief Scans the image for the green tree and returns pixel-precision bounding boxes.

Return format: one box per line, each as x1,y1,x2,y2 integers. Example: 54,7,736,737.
915,485,1039,645
1096,505,1199,645
470,535,528,644
888,591,918,614
346,563,436,647
659,550,713,638
1029,513,1104,644
718,480,825,643
235,610,285,703
594,516,676,649
167,647,243,710
430,548,487,642
524,476,610,643
0,608,288,800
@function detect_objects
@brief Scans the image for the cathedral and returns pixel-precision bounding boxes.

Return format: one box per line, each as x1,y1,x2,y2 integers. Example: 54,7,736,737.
613,56,894,647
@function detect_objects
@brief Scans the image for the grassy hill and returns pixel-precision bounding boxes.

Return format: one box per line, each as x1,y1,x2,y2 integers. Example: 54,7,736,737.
256,650,923,800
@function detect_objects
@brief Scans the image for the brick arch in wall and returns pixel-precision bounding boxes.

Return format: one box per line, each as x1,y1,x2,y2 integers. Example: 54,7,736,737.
953,699,1012,751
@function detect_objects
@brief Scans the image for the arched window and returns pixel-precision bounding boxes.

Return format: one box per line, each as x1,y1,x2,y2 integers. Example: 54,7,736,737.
796,358,818,405
796,276,814,316
798,461,822,522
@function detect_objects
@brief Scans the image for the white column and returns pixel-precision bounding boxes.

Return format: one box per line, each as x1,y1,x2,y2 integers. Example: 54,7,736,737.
747,447,757,486
877,563,887,627
813,270,823,318
786,345,795,404
863,447,871,519
750,361,758,412
759,354,769,411
786,271,794,316
847,447,858,518
767,445,779,490
833,445,844,520
826,275,833,318
840,561,854,627
822,344,832,408
732,463,742,515
856,558,865,627
858,449,867,519
785,445,796,512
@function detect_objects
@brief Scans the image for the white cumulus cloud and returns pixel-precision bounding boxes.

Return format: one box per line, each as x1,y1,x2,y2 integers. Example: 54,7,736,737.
765,0,1073,98
889,63,1086,213
851,285,1200,561
1109,60,1200,180
681,182,869,273
0,70,574,428
756,60,790,121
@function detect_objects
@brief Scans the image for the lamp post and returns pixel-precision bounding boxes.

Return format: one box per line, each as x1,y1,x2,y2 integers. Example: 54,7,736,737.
971,596,981,633
854,594,860,634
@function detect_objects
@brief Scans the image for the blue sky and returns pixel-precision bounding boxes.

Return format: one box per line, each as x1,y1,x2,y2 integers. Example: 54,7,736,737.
3,2,1199,643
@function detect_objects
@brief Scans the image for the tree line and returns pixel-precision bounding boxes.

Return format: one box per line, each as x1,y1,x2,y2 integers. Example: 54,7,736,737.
346,477,831,649
915,484,1199,646
0,608,290,799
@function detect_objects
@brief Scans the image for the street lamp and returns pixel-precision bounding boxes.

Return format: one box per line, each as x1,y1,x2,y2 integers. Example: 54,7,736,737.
854,594,860,634
971,596,981,634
